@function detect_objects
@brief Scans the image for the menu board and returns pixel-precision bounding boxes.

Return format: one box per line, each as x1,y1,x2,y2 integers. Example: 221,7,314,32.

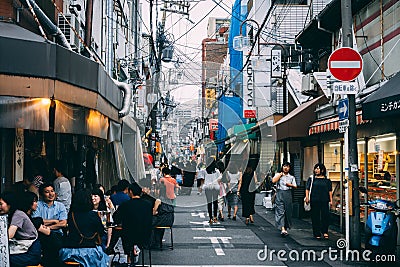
0,215,9,267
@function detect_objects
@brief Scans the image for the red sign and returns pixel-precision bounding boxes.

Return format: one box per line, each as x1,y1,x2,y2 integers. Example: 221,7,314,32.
328,47,363,82
209,119,218,131
244,110,256,118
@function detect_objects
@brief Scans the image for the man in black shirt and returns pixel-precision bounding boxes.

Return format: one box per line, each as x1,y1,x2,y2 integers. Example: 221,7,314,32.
113,183,153,263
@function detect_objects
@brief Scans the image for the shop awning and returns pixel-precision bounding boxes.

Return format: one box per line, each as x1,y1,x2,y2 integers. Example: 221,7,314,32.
273,95,328,141
362,72,400,119
0,97,50,131
309,110,370,135
55,101,109,139
230,141,249,155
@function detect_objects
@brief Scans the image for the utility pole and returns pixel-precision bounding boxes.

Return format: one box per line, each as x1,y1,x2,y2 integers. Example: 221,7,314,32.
342,0,360,250
149,0,168,160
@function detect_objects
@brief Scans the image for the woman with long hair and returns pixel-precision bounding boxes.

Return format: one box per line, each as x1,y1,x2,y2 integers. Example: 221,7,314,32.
203,158,222,224
237,165,258,225
0,192,41,267
305,163,332,239
59,189,109,266
226,164,241,220
92,188,113,251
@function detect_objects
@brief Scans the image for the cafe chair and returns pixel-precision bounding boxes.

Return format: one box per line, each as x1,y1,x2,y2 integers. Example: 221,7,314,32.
154,226,173,250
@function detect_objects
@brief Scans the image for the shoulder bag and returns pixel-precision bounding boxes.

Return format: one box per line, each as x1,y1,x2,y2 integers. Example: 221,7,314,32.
71,212,102,246
304,176,313,212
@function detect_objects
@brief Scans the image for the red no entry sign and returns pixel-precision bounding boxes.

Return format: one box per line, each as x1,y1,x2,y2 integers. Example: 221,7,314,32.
328,47,363,81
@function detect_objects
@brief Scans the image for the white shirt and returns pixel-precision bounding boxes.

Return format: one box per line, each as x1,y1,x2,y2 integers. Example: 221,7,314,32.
203,170,221,190
227,171,240,190
54,176,72,212
277,174,296,191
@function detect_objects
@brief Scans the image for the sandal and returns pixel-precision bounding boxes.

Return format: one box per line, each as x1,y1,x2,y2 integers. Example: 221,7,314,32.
323,233,329,239
245,218,250,225
249,215,254,223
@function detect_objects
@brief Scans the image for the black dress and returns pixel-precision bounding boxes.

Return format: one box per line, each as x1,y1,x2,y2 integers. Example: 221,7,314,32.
240,171,256,218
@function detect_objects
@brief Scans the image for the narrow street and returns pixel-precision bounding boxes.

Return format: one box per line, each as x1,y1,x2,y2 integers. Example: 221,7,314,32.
118,191,368,267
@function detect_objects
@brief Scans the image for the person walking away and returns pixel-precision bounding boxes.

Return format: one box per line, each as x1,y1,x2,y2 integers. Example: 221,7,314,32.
59,189,109,266
113,183,153,264
203,158,221,224
182,160,196,195
237,165,258,225
53,160,72,213
272,162,297,236
305,163,332,239
196,163,206,195
216,161,227,221
159,167,180,206
226,165,241,220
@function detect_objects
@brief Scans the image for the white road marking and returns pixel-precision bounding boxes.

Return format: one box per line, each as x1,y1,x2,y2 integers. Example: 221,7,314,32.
191,212,206,218
190,221,211,226
193,237,234,256
191,228,226,231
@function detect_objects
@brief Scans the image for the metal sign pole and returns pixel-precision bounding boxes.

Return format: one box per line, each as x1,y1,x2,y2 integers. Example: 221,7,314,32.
342,0,361,250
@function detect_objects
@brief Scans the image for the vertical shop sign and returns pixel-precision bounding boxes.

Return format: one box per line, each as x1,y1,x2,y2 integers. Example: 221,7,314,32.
252,56,271,107
378,150,384,171
271,50,282,78
242,59,256,118
0,215,10,267
15,128,24,182
137,85,145,108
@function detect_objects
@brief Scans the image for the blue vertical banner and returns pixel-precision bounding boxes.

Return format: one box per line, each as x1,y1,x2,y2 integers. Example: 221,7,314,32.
217,0,247,153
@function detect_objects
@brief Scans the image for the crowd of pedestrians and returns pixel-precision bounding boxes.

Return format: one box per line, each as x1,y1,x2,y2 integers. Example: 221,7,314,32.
0,155,334,266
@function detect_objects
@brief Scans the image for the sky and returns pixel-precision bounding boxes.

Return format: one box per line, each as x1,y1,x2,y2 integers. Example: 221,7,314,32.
140,0,235,103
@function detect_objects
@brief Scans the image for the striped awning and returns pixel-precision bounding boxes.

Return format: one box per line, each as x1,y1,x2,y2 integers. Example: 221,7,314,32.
309,110,370,135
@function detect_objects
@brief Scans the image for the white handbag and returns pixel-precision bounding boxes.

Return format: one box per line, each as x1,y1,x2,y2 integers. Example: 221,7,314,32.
304,176,313,211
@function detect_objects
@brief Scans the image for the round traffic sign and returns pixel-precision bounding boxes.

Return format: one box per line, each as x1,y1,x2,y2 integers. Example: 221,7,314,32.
328,47,363,81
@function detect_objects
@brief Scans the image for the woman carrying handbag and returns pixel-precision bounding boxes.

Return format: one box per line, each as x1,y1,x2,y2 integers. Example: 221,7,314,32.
305,163,333,239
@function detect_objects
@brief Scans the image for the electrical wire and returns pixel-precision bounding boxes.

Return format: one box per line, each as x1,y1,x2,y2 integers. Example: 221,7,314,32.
356,13,388,80
172,0,223,43
218,0,278,100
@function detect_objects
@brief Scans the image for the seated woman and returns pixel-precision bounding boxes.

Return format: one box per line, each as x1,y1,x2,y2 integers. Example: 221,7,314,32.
0,192,41,267
18,191,64,266
59,189,109,267
91,188,113,251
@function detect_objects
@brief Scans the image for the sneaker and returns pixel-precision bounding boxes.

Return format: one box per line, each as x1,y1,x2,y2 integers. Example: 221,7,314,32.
281,230,288,237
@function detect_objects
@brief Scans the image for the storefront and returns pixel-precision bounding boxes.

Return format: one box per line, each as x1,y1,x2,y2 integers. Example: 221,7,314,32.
0,23,145,193
308,105,399,225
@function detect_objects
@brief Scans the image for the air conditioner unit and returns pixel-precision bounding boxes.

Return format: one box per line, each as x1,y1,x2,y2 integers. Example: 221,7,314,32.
58,14,80,51
301,74,317,95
